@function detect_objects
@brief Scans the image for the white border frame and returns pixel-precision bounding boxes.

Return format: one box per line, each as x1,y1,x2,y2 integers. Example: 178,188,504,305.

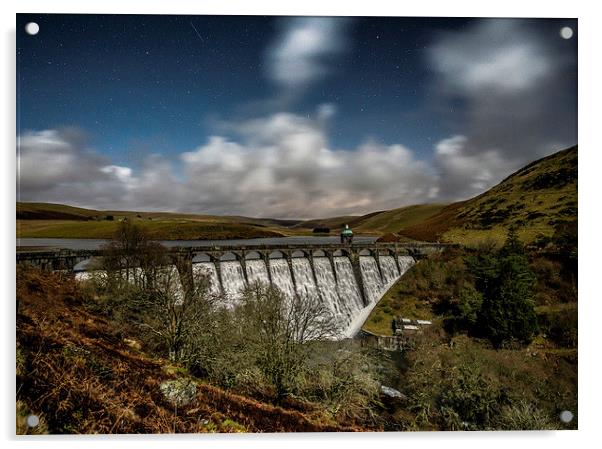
3,1,599,448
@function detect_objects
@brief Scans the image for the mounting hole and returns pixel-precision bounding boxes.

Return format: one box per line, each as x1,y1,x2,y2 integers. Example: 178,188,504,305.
26,414,40,427
25,22,40,36
560,27,573,40
559,410,573,423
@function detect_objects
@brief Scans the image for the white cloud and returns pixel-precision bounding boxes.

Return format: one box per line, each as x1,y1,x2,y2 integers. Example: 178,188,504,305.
267,18,350,92
429,20,550,94
179,112,437,218
100,165,133,184
17,129,136,209
17,113,438,218
434,135,515,200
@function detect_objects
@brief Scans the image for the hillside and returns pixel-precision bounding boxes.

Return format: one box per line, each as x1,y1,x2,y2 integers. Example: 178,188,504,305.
17,202,102,221
400,146,577,244
293,204,445,236
16,268,361,434
353,204,446,234
16,203,296,240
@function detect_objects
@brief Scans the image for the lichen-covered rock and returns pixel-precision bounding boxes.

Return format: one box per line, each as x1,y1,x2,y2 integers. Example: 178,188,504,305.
380,385,406,400
160,379,197,407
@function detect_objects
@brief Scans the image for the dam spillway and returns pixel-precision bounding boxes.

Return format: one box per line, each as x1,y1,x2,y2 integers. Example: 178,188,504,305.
189,251,416,338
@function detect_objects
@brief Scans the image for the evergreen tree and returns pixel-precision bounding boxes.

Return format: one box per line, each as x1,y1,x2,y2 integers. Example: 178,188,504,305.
469,229,538,347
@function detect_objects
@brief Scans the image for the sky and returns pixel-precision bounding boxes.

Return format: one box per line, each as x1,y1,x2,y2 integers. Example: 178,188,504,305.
16,14,577,219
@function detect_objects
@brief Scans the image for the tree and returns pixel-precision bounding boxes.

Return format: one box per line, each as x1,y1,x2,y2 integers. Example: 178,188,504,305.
456,287,483,328
137,264,217,362
234,283,337,402
99,220,219,362
473,229,538,347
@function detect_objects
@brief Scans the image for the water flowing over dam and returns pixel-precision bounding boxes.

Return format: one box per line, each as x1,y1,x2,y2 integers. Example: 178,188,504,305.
190,251,416,337
20,241,447,338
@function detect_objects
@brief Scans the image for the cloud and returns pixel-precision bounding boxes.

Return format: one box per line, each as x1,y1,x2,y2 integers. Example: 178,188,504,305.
17,129,136,209
17,113,437,218
429,19,577,201
429,20,551,95
179,111,437,218
266,17,350,93
434,135,515,200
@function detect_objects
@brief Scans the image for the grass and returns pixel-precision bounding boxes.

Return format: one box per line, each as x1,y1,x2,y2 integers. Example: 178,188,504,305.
354,204,446,234
16,218,289,240
400,146,577,244
362,268,435,336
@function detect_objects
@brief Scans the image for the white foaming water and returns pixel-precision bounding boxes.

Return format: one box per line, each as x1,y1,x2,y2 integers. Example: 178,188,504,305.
269,258,296,299
346,255,417,337
398,255,416,274
75,271,96,282
292,258,320,300
193,262,221,295
245,259,270,286
333,256,364,310
220,261,246,305
333,256,366,335
315,257,364,335
379,255,400,289
359,256,384,304
313,257,341,315
73,252,417,339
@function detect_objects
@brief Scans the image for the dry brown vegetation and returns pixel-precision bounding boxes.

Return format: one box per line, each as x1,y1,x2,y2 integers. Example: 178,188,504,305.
16,267,364,434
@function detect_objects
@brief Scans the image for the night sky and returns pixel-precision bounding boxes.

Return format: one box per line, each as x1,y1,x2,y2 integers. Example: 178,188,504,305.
16,14,577,218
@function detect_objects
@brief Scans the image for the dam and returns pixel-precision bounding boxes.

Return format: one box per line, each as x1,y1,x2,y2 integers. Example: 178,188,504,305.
17,241,447,337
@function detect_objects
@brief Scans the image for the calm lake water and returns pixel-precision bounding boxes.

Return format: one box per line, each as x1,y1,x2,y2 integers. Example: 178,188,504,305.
17,236,377,250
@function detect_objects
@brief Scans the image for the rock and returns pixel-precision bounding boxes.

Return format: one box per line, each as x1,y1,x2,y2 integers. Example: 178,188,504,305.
380,385,406,400
160,379,197,407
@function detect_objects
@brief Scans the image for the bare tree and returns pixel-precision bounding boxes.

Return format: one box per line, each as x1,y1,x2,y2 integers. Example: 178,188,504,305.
137,264,218,362
235,283,337,402
99,220,221,362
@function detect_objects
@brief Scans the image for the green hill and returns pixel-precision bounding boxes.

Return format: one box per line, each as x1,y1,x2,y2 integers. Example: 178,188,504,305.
17,202,102,221
400,146,577,245
353,204,446,234
294,204,444,236
16,203,291,240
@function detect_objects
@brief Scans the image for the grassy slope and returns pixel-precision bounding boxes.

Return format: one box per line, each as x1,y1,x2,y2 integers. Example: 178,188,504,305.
400,146,578,245
354,204,445,234
360,243,577,429
293,204,445,236
16,203,302,240
16,268,358,434
17,202,102,220
17,219,287,240
16,201,443,240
